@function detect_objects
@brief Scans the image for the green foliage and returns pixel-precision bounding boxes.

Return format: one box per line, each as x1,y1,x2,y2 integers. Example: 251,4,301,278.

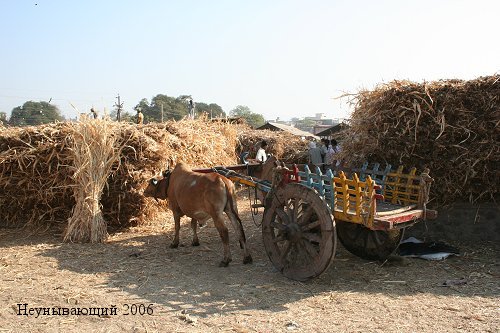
229,105,265,128
294,118,316,133
133,94,188,122
195,102,226,118
154,95,188,121
0,112,6,124
9,101,64,126
134,95,226,122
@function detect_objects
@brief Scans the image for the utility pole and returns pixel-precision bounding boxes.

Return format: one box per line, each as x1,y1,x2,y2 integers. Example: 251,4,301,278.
160,103,164,123
114,94,124,122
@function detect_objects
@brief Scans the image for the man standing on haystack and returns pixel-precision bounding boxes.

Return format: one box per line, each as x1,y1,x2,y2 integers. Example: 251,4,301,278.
90,107,98,119
136,108,144,124
187,98,195,119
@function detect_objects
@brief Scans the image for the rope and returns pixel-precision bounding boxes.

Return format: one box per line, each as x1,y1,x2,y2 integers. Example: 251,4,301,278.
248,185,262,227
419,168,433,220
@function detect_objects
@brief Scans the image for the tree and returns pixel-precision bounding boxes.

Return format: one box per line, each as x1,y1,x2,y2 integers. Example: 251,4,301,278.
109,109,134,123
0,112,6,125
134,95,230,123
154,95,187,121
9,101,64,126
229,105,265,128
132,98,150,122
294,118,316,133
195,102,226,118
134,94,189,123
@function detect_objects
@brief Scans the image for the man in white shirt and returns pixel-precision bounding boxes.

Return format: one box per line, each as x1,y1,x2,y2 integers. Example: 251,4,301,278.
255,140,268,163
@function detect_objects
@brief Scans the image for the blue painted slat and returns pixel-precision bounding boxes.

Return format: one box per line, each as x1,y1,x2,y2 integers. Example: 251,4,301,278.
315,167,325,196
324,169,335,208
359,161,369,181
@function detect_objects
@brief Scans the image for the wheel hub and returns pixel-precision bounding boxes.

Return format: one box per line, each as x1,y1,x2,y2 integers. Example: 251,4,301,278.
285,223,302,243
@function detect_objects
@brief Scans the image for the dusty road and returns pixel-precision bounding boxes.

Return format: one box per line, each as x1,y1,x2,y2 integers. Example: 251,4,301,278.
1,193,498,332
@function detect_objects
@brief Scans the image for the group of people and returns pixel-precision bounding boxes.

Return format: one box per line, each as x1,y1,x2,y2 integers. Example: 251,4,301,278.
308,138,342,172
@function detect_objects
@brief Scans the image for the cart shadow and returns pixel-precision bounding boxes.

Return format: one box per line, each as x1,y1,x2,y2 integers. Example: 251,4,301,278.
2,223,498,318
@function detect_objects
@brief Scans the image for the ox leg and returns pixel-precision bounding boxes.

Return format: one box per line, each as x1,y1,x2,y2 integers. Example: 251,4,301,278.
170,213,181,248
213,215,232,267
226,211,253,265
191,218,200,246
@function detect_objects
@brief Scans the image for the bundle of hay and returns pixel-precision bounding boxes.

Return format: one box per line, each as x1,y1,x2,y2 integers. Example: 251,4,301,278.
64,117,125,242
341,75,500,205
236,128,309,163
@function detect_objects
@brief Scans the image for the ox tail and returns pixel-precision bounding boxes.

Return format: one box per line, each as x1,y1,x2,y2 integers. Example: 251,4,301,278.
223,179,247,244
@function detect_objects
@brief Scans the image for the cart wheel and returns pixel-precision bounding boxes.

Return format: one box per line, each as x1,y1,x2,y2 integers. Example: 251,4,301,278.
262,183,336,281
336,220,404,261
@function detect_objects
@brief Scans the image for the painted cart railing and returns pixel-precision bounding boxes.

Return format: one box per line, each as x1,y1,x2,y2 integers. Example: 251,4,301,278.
287,163,436,230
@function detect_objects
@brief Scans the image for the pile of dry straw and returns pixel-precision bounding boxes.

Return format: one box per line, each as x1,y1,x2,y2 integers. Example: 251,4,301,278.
237,128,308,163
341,75,499,205
0,116,308,240
5,75,494,239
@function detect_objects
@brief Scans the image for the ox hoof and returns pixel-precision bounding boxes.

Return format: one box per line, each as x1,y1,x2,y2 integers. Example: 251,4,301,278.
169,243,179,249
191,240,200,247
219,259,231,267
243,255,253,265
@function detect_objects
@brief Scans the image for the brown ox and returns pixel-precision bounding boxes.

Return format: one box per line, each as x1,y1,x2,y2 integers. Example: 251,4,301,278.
143,162,252,267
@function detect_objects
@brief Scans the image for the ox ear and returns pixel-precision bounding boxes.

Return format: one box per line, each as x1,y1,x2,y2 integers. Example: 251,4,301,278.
162,170,171,178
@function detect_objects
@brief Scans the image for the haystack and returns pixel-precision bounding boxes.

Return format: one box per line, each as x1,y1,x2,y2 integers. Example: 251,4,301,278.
0,115,315,236
0,123,76,227
341,75,499,205
0,118,240,233
236,128,309,163
100,118,240,228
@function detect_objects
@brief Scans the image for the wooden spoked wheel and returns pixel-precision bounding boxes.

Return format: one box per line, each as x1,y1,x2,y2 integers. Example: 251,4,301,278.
336,221,404,261
262,183,336,281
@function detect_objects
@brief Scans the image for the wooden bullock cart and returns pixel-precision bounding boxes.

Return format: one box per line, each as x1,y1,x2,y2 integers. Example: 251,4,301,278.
195,160,437,281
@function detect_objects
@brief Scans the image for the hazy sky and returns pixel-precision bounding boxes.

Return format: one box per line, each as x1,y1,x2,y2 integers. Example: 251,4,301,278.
1,0,498,121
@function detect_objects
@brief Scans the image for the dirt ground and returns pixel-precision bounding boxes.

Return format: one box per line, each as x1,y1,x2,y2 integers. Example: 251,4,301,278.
1,191,499,333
